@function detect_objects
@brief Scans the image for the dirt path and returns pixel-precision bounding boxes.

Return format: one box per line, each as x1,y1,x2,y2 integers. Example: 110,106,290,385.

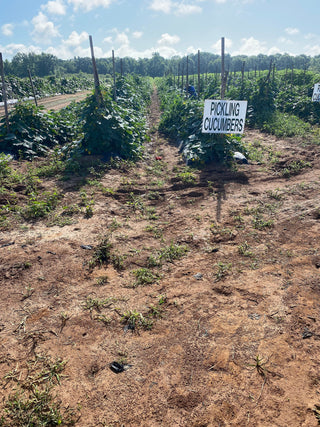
0,87,320,426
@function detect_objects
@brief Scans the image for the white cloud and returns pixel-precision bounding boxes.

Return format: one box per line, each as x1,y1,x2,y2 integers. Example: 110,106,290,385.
103,36,113,44
149,0,173,14
115,32,129,45
64,30,89,46
175,4,202,15
31,12,60,43
285,27,299,36
0,43,42,58
231,37,280,56
132,31,143,39
42,0,67,15
1,24,14,37
305,44,320,56
68,0,115,12
157,33,180,46
149,0,202,15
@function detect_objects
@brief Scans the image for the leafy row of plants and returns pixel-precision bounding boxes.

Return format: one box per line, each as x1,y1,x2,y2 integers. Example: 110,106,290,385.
187,69,320,134
0,74,152,160
0,73,95,102
156,78,246,164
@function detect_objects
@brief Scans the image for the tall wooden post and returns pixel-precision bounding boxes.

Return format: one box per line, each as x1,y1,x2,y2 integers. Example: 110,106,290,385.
186,56,189,95
197,49,200,96
112,50,117,101
89,35,101,102
0,53,10,133
28,68,38,107
221,37,227,99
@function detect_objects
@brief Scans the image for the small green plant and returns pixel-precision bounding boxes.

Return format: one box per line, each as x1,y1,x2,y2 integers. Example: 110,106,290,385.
145,225,163,239
121,309,153,331
175,170,197,185
281,159,312,178
0,356,78,426
132,268,159,287
248,354,271,378
214,261,232,281
109,218,122,231
238,241,253,257
252,214,274,230
95,276,109,286
313,405,320,424
147,243,188,267
111,253,125,271
89,235,113,268
83,296,115,312
94,314,111,326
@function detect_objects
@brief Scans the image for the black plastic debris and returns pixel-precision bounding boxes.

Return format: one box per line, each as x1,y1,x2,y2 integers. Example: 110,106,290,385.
81,245,93,250
109,361,124,373
302,328,313,339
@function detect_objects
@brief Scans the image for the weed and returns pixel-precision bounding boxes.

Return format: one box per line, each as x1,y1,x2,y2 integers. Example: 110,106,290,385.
111,253,125,271
121,309,153,331
214,262,232,281
145,225,163,239
109,218,122,231
21,285,34,301
95,276,109,286
148,243,188,267
89,235,112,268
238,241,253,257
83,296,115,312
23,190,61,219
0,355,78,426
132,268,159,287
147,191,162,200
59,312,70,332
252,214,274,230
248,355,269,377
267,189,283,200
94,314,111,326
281,159,312,178
126,192,145,213
146,207,159,220
175,170,196,185
313,405,320,424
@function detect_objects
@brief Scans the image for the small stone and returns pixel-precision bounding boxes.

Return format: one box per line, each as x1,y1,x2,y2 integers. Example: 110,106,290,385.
248,313,261,320
193,273,203,280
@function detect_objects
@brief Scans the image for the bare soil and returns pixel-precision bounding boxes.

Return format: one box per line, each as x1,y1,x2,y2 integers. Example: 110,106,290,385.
0,88,320,426
0,91,90,116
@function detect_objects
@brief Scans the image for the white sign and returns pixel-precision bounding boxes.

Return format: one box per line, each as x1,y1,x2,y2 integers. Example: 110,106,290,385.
312,84,320,102
202,99,247,134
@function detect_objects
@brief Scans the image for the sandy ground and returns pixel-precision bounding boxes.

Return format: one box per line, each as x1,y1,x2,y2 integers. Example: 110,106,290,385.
0,88,320,426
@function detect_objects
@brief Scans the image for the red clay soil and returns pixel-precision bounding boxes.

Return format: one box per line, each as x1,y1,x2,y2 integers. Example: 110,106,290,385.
0,88,320,426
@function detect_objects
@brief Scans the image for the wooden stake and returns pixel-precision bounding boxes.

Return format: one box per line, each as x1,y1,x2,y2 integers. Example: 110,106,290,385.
28,68,38,107
89,35,100,89
197,50,201,96
0,53,10,133
220,37,228,99
112,50,117,101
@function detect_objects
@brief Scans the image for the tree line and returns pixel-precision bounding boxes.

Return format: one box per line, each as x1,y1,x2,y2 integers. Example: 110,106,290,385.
3,51,320,79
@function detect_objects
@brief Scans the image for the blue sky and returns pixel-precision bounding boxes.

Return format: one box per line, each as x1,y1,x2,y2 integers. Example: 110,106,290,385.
1,0,319,61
